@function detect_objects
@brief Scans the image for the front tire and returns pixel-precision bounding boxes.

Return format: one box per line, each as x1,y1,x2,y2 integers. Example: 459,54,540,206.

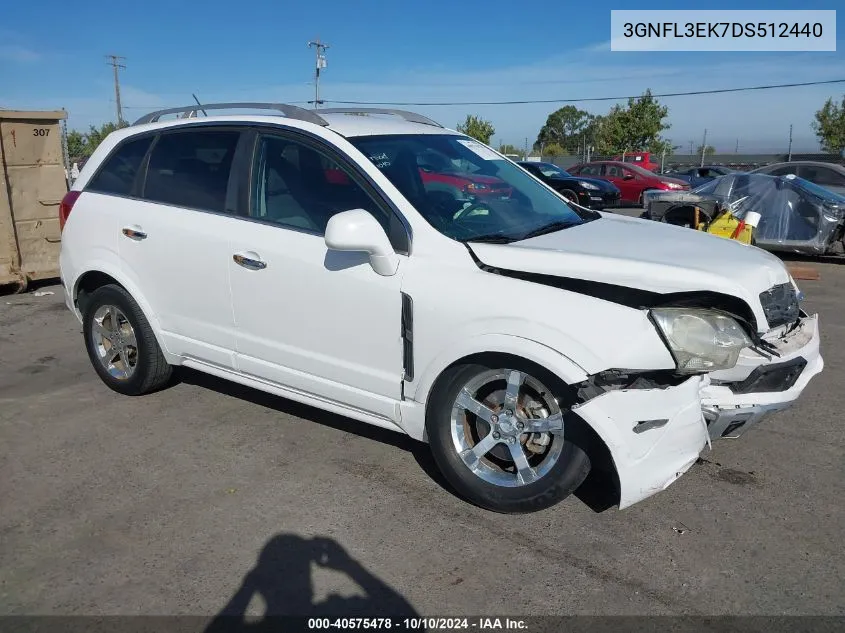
82,284,173,396
426,360,591,513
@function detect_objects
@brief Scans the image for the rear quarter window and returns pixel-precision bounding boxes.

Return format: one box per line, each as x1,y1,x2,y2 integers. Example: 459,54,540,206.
86,135,154,196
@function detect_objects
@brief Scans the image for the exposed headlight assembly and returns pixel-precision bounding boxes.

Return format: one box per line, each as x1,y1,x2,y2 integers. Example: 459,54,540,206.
650,308,752,374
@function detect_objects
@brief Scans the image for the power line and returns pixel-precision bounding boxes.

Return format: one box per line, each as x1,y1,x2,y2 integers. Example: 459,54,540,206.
105,54,126,124
320,78,845,106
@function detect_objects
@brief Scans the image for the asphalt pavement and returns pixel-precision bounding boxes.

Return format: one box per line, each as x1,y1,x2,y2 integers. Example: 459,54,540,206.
1,255,843,617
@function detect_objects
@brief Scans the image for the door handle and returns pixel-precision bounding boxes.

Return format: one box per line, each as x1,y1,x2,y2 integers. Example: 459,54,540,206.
233,252,267,270
122,226,147,240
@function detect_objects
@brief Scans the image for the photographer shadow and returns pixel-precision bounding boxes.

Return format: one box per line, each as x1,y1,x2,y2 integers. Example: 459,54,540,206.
205,533,419,633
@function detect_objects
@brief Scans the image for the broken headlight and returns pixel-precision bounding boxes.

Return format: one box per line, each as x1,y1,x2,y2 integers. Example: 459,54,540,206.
650,308,752,374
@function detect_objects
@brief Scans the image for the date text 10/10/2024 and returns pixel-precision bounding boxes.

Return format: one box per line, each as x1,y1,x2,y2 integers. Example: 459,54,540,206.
308,618,529,630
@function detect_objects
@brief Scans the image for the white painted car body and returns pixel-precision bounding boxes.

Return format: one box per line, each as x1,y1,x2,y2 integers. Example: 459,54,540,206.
59,110,823,509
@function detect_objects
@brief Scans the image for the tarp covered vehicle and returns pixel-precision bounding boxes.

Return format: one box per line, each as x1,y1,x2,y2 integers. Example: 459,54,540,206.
642,173,845,256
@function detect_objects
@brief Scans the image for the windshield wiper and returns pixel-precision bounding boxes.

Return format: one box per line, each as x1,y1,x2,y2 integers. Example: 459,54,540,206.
463,234,519,244
520,220,581,240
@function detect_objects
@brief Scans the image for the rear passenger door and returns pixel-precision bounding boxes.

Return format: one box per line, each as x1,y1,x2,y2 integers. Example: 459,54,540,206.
116,126,245,368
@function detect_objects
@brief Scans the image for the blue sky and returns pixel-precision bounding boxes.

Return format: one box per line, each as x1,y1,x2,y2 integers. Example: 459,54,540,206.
1,0,843,152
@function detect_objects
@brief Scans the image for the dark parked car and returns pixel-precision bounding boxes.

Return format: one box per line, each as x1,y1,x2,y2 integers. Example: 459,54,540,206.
568,160,689,206
669,165,738,188
750,161,845,196
643,172,845,256
517,161,621,209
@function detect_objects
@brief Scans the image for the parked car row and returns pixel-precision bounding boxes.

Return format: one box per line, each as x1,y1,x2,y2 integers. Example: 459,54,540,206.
516,161,621,209
567,161,690,205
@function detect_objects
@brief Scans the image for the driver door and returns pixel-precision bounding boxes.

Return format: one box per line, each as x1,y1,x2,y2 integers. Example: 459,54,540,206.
227,130,409,420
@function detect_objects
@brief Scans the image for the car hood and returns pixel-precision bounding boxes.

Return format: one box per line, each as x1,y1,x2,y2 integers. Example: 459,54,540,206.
469,212,791,331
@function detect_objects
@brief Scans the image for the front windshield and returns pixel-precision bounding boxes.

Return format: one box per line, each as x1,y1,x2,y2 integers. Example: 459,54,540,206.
622,163,659,177
537,163,572,178
350,134,596,243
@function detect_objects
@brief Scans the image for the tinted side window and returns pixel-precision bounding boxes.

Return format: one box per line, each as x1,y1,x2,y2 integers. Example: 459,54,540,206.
143,130,240,212
768,165,798,177
801,166,845,187
250,134,393,238
87,135,153,195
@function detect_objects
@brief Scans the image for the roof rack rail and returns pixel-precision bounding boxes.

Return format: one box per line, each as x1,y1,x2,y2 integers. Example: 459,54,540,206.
316,107,443,128
133,102,329,126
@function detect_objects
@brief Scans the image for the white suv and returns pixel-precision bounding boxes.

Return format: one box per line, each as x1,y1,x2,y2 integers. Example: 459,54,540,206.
59,103,823,513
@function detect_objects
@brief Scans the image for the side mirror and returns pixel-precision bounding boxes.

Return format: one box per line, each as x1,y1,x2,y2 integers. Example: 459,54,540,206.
325,209,399,276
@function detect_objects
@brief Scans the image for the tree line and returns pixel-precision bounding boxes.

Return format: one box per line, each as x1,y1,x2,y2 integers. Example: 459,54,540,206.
65,93,845,163
456,90,845,158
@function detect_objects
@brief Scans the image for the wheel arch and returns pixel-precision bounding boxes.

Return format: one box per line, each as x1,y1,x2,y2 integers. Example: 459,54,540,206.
414,345,621,508
410,334,590,408
71,264,175,361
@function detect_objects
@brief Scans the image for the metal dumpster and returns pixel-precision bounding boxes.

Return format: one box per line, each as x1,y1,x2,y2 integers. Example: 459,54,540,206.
0,109,68,292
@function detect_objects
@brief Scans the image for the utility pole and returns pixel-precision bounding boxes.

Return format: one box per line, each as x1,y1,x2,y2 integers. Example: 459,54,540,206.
735,138,739,153
700,129,707,167
688,140,694,156
788,124,793,161
524,137,528,159
307,38,329,108
106,54,126,125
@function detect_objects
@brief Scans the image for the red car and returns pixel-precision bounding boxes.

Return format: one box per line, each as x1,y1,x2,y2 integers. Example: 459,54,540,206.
568,160,689,206
416,150,512,198
325,156,512,198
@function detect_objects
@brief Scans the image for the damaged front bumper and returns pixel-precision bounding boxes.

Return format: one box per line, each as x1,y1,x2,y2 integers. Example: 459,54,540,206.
570,313,821,510
700,312,823,440
573,375,709,509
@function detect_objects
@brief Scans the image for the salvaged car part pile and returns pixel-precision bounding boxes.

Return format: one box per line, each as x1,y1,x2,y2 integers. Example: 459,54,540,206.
642,173,845,257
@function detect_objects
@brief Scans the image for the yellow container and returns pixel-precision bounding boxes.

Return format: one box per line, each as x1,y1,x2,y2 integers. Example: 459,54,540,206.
706,210,753,245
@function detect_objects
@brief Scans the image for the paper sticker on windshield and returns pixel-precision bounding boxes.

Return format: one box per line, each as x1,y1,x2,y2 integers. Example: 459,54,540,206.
457,139,501,161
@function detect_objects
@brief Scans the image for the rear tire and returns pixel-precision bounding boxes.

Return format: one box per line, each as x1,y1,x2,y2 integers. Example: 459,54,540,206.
82,284,172,396
426,360,591,513
559,189,579,206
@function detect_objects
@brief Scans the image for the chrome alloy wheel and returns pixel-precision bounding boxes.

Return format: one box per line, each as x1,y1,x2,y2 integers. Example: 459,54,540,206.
89,305,138,380
450,369,565,487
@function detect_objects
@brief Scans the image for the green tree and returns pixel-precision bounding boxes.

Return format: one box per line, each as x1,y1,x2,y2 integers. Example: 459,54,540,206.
812,95,845,153
66,121,129,160
593,90,671,155
541,142,566,157
457,115,495,144
697,145,716,156
66,130,87,160
535,106,594,154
